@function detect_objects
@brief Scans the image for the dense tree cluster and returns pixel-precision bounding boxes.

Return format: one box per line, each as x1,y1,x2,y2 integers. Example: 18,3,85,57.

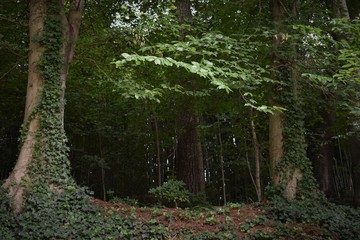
0,0,359,212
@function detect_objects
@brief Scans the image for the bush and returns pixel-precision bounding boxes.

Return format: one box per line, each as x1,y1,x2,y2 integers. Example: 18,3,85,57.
149,179,191,208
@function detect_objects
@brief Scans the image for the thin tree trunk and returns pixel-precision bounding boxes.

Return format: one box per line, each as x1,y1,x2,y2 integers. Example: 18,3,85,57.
246,152,257,200
196,121,206,193
217,121,226,206
250,109,262,202
99,136,106,201
153,113,162,186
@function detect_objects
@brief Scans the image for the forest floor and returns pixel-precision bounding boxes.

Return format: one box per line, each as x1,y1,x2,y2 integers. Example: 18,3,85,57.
91,198,335,239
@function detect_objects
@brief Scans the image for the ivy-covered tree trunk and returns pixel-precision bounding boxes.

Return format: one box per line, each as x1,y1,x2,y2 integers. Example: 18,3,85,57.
2,0,84,212
175,0,205,194
269,0,287,191
269,0,315,199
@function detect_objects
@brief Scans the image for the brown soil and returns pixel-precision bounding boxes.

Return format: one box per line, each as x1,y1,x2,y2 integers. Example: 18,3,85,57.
90,198,335,239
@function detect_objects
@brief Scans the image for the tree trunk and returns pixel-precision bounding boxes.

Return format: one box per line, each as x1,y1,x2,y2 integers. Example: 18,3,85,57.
316,107,336,199
330,0,350,19
250,109,262,202
269,0,304,199
1,0,45,213
176,107,205,194
153,113,162,186
217,121,226,206
175,0,205,194
269,0,285,187
2,0,84,212
269,108,283,186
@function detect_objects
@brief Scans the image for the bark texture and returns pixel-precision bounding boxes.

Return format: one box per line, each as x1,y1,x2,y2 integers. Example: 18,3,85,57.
175,0,205,194
331,0,350,19
250,110,262,201
2,0,46,213
176,109,205,194
269,0,285,187
269,0,303,199
2,0,84,212
269,109,283,185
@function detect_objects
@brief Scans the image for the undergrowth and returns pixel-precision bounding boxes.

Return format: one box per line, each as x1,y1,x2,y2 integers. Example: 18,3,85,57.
1,185,360,239
265,197,360,240
0,184,169,240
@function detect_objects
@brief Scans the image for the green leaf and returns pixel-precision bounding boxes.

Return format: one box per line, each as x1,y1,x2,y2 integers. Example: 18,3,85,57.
122,53,131,59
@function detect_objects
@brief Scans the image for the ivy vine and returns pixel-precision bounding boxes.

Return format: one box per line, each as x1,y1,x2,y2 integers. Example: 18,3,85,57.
274,81,322,199
26,0,72,185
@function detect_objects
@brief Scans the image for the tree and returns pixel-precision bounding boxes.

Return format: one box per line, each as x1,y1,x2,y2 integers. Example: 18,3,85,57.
174,0,205,194
268,0,318,199
2,0,84,212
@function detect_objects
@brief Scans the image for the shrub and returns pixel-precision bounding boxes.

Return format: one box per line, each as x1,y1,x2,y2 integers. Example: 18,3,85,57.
149,179,191,208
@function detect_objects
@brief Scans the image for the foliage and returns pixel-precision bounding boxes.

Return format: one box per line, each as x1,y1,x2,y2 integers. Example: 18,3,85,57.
114,32,282,114
189,192,211,207
182,231,237,240
0,185,170,239
0,189,16,240
1,2,360,240
239,212,335,240
276,89,322,199
17,0,71,186
265,198,360,240
110,196,139,206
149,179,191,207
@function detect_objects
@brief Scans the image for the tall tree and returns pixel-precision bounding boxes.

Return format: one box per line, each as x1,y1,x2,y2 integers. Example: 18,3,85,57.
269,0,315,199
175,0,205,194
269,0,286,189
2,0,84,212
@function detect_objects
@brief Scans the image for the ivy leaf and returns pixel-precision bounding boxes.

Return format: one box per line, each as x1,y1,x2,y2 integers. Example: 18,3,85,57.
154,59,161,65
122,53,131,59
